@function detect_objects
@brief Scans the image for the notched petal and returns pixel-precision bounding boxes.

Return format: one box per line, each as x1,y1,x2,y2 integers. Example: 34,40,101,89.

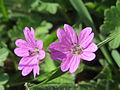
78,27,92,45
38,50,45,60
83,43,98,52
14,48,29,57
36,40,43,50
80,52,96,61
23,27,35,45
64,24,77,43
15,39,27,47
22,66,33,76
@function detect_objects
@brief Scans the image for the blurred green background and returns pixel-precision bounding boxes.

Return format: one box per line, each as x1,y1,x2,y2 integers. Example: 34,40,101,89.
0,0,120,90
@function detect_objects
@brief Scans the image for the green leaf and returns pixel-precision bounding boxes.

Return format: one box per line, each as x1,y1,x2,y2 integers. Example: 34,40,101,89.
0,48,9,66
31,1,59,14
111,50,120,68
8,19,27,41
0,0,9,20
43,31,57,49
0,25,6,41
100,1,120,49
0,85,4,90
0,72,9,85
8,17,41,41
48,73,74,84
36,21,53,40
109,27,120,49
41,53,56,72
73,24,82,35
70,0,95,29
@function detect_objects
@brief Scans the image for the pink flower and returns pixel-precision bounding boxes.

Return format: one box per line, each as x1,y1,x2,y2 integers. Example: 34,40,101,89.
49,24,98,73
14,27,45,78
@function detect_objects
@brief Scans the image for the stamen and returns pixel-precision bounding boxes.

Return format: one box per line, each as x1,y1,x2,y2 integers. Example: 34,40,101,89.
28,48,40,56
70,43,82,55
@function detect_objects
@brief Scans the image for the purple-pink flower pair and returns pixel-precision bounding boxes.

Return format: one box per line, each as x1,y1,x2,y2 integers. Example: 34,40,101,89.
14,24,98,77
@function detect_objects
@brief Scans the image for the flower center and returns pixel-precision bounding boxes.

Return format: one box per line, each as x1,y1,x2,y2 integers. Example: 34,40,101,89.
28,48,40,56
70,43,82,55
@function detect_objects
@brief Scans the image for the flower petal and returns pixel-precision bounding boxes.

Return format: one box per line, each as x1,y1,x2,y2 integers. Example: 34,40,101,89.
24,27,35,46
50,51,66,60
69,55,80,73
64,24,77,43
14,48,29,57
78,27,92,45
80,33,94,48
83,43,98,52
18,56,35,70
33,64,40,78
36,40,43,50
15,39,27,47
57,28,70,45
22,66,33,76
60,54,73,72
80,52,96,61
31,27,35,40
38,50,45,60
18,57,30,70
20,57,38,76
49,42,69,52
57,28,65,41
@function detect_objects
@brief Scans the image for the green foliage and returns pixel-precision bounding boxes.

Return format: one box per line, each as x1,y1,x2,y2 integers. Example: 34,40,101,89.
0,85,4,90
109,28,120,49
0,0,9,20
70,0,95,29
97,34,118,48
0,72,9,90
41,53,56,72
31,84,91,90
0,25,7,42
35,21,53,40
29,79,119,90
8,19,25,41
43,31,57,49
0,72,9,85
100,1,120,49
48,73,74,84
111,50,120,68
8,17,41,41
31,1,59,14
30,68,71,88
0,48,9,66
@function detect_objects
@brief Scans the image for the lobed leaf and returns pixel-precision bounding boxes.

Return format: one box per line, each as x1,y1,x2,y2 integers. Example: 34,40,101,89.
111,50,120,68
0,72,9,85
0,48,9,66
31,1,59,14
100,1,120,49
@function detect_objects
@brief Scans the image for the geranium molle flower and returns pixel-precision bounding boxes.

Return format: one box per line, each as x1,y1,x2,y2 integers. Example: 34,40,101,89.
49,24,98,73
14,27,45,78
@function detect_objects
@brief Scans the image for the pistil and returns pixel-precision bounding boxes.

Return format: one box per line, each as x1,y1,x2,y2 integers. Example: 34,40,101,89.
70,43,82,55
29,48,40,56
